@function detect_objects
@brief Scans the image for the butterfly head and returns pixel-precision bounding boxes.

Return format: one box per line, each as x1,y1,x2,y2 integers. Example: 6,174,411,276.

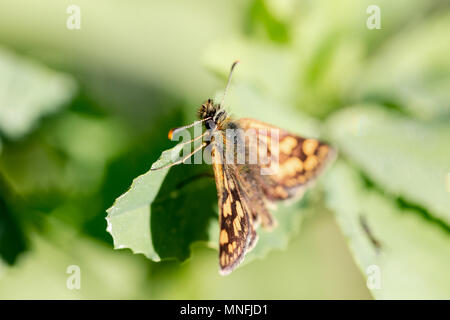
169,61,238,139
198,99,228,129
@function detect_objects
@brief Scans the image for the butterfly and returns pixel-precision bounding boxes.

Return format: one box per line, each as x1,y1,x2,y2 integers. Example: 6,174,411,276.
152,61,336,275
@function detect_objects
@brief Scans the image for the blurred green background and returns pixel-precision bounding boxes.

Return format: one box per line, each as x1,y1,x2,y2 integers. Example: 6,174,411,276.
0,0,449,299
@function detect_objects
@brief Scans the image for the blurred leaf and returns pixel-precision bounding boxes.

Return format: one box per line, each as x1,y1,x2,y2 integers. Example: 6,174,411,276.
327,105,450,225
246,0,291,43
0,111,131,203
0,193,27,265
214,83,321,138
47,112,130,165
0,219,149,299
295,36,365,118
287,0,439,118
204,38,299,104
325,161,450,299
355,12,450,120
0,136,68,200
0,47,76,139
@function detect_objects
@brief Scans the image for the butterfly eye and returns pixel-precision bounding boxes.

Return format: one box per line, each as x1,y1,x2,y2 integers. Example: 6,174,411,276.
214,109,227,123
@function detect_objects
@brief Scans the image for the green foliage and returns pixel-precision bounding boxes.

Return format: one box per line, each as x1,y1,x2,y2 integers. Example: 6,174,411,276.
354,12,450,120
0,189,27,265
326,105,450,224
0,47,76,139
0,0,449,299
105,148,173,261
246,0,291,43
325,161,450,299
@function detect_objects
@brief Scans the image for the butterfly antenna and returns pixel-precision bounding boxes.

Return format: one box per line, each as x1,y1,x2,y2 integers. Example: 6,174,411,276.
219,60,240,108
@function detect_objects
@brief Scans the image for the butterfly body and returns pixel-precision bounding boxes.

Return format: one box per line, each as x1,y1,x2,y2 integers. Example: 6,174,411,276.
195,98,336,274
197,99,261,274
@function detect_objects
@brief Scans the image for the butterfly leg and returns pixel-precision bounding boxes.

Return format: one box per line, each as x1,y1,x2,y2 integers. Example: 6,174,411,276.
170,130,209,147
151,142,207,171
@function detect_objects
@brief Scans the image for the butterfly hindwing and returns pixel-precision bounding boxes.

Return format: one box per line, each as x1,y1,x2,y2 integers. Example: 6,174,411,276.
234,164,275,229
237,118,336,202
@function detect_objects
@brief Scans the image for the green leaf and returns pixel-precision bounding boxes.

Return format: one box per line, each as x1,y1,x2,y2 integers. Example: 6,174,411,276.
204,38,299,104
324,161,450,299
151,164,217,261
216,84,321,138
326,105,450,225
106,160,170,260
240,197,317,265
0,194,27,265
106,141,205,261
0,47,76,139
0,173,27,266
246,0,291,43
0,220,148,299
355,12,450,120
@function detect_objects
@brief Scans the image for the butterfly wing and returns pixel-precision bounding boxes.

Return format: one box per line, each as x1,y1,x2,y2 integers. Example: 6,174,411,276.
232,163,276,229
237,118,337,202
211,144,257,275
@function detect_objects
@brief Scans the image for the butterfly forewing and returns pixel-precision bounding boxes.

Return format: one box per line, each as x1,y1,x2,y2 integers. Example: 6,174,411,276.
211,145,257,275
211,118,336,274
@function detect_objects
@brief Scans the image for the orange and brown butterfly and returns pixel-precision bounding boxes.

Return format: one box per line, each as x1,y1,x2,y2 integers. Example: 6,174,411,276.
152,61,336,275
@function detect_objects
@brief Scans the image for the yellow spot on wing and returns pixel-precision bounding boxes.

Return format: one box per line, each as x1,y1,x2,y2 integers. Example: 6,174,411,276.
275,186,288,198
227,177,235,189
304,155,318,171
277,158,303,178
279,136,298,154
220,229,229,245
303,139,319,156
223,195,232,217
234,218,242,230
233,217,241,236
317,145,329,159
235,201,244,217
223,174,229,189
